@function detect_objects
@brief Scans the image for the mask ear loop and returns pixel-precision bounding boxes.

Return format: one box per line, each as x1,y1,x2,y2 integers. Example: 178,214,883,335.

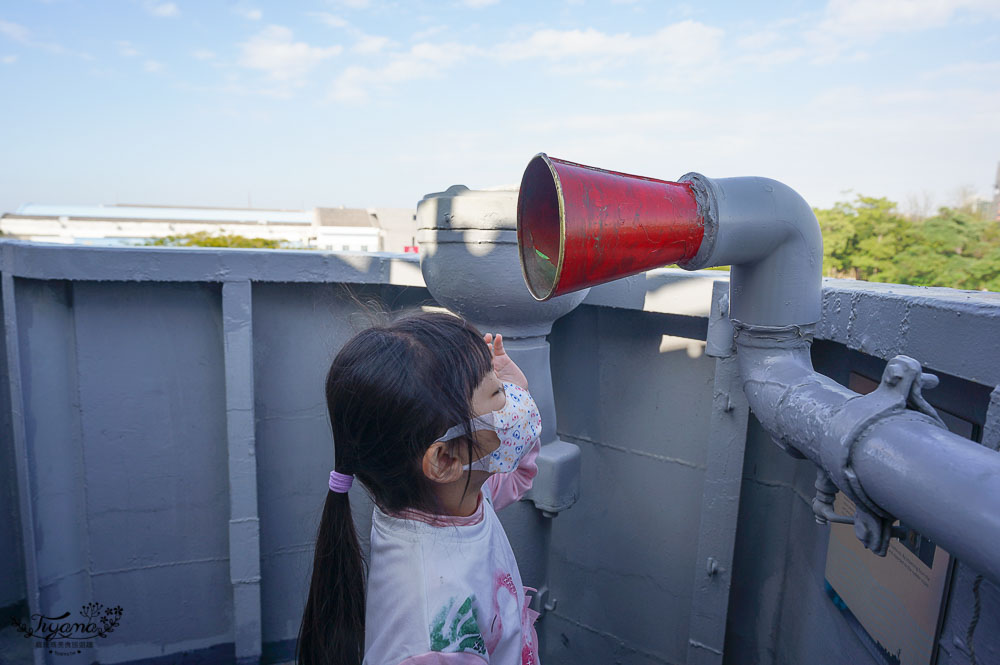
454,414,500,472
438,413,496,442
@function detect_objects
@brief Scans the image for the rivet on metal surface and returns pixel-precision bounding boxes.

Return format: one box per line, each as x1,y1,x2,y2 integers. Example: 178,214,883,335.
706,557,719,576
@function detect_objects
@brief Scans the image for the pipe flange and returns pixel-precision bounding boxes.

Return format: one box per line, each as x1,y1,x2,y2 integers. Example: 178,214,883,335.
820,355,946,555
676,172,718,271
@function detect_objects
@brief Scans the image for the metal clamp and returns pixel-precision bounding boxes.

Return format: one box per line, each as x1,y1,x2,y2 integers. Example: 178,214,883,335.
818,355,946,555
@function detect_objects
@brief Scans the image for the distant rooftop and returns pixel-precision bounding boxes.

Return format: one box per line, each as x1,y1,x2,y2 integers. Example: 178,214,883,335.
14,203,313,225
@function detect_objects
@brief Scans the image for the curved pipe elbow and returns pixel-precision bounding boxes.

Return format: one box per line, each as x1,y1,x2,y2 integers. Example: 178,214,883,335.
679,174,823,327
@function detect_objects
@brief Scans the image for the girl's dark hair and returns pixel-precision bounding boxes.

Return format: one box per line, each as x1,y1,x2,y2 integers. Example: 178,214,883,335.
295,309,495,665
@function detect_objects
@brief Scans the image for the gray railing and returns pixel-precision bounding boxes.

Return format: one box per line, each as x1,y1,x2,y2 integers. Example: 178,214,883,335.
1,238,998,665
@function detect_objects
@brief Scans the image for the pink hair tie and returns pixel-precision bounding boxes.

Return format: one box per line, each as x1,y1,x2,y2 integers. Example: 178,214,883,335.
329,470,354,493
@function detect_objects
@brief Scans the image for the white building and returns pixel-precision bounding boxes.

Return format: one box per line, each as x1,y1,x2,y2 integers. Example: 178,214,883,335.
0,203,419,252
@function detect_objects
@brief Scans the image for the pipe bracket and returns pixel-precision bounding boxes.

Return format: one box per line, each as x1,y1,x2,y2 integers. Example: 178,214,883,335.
820,355,946,555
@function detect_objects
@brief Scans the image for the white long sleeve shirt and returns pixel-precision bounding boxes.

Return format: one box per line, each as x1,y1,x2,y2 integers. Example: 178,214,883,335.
362,439,541,665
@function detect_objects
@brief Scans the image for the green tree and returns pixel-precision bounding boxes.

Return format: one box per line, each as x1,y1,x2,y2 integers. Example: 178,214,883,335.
814,195,999,292
142,231,302,249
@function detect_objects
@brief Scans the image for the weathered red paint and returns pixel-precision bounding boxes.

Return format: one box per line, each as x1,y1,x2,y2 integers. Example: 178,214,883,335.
517,153,704,301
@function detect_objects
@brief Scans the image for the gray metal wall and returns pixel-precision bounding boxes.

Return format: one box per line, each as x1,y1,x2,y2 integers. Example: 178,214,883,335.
547,303,716,664
1,241,998,665
0,281,26,613
0,243,432,665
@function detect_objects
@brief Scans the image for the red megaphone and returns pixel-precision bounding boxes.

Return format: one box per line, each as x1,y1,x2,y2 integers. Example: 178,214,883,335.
516,153,706,301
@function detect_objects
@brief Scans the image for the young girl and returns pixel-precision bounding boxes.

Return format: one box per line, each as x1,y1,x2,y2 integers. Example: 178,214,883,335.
296,311,543,665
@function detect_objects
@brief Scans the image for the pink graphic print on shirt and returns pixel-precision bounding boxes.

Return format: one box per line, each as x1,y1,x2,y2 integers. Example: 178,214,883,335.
484,572,537,665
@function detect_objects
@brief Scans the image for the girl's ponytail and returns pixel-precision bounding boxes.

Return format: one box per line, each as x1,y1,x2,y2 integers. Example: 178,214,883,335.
298,311,496,663
295,486,367,665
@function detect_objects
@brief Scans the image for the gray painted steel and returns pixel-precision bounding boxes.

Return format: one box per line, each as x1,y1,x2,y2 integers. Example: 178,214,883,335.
685,282,751,665
0,238,423,286
222,281,264,664
545,302,717,664
3,273,44,665
678,174,823,327
678,173,1000,582
1,238,999,665
818,279,1000,388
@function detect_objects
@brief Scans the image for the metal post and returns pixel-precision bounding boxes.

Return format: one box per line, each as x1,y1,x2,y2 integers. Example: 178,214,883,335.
2,270,46,665
222,280,263,665
686,283,750,665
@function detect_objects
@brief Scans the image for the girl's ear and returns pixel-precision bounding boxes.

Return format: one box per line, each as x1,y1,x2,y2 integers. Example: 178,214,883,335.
422,441,465,484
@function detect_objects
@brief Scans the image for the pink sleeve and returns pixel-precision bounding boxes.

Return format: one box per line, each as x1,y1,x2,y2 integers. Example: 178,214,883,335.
485,437,540,512
397,652,488,664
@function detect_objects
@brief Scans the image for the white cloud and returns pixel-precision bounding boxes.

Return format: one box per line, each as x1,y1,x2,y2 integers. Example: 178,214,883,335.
0,19,30,43
497,20,723,69
412,25,447,41
312,12,395,54
802,0,1000,62
736,47,806,67
461,0,500,7
736,30,781,50
329,20,723,103
314,12,350,28
1,54,16,64
235,7,263,21
354,34,393,54
239,25,342,81
331,41,477,101
0,18,92,59
117,40,140,57
923,59,1000,79
192,48,216,60
819,0,1000,37
144,59,164,72
146,2,180,18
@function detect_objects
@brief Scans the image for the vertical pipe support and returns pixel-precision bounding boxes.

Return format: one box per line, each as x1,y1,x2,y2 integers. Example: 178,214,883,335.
686,282,750,665
2,270,46,665
222,280,263,665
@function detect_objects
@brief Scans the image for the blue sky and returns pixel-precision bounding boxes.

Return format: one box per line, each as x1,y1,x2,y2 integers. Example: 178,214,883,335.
1,0,998,214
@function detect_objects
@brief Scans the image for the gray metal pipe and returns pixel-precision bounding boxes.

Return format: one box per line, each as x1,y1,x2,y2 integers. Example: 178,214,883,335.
678,174,823,327
853,418,1000,582
736,335,1000,583
678,172,1000,584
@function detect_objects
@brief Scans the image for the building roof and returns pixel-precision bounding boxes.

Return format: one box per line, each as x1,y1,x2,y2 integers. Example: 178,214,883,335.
314,207,378,227
14,203,313,225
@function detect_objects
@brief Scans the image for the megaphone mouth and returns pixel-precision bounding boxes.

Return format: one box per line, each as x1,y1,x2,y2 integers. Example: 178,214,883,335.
517,153,565,301
516,152,706,302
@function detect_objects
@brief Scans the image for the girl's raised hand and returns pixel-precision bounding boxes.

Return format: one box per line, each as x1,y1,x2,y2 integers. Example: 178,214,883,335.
483,332,528,390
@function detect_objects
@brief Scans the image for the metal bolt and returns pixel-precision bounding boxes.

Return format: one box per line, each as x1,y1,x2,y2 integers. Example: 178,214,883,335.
706,557,719,576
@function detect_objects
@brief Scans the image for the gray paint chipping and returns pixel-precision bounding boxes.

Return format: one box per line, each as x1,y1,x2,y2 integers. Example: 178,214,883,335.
0,238,998,665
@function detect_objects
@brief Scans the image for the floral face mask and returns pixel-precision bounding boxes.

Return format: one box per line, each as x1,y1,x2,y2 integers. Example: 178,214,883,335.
438,381,542,474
